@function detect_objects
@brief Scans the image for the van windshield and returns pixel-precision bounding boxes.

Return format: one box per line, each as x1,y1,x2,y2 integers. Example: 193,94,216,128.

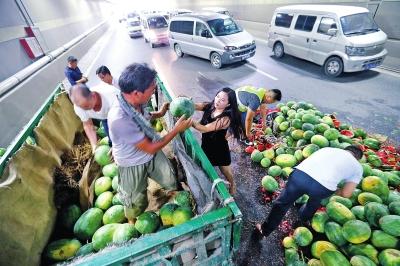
207,18,242,36
129,20,140,27
340,12,379,36
148,17,168,29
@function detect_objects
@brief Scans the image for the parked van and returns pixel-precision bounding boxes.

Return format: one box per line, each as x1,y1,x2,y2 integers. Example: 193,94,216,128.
169,12,256,68
126,17,142,38
202,7,231,16
268,5,387,77
141,14,169,48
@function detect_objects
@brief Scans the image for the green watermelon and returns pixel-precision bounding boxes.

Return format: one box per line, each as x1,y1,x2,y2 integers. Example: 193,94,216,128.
353,128,367,139
251,150,264,162
329,139,341,148
358,192,383,205
268,165,282,177
282,167,294,178
94,145,112,166
291,129,305,140
342,220,371,244
174,191,192,207
172,206,194,226
169,96,195,118
44,238,81,261
75,242,94,257
379,215,400,237
261,175,279,192
302,114,319,125
103,205,126,224
371,230,399,249
364,202,389,227
329,196,352,209
0,147,6,157
351,206,366,221
311,211,329,233
363,138,381,150
60,204,81,231
102,163,118,178
389,201,400,215
159,203,179,226
294,150,304,161
98,136,109,146
344,243,379,264
320,250,350,266
291,119,303,129
282,236,298,249
302,123,315,132
293,227,313,246
275,154,297,168
388,191,400,204
350,255,376,266
361,176,389,202
135,211,160,234
368,155,382,168
285,248,300,265
311,135,329,148
324,221,348,246
97,121,107,138
321,116,334,127
74,208,104,241
112,223,139,243
311,241,337,259
112,193,123,205
326,201,355,225
349,189,362,206
385,172,400,187
303,130,315,140
324,128,340,140
279,121,290,131
262,149,275,160
302,144,320,158
260,158,271,168
361,163,373,177
95,191,114,210
276,147,286,155
92,223,119,251
378,249,400,266
315,123,330,134
94,176,113,196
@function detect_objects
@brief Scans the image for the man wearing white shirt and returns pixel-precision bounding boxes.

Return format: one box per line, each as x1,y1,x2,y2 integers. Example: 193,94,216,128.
255,145,363,238
70,83,119,151
96,65,119,89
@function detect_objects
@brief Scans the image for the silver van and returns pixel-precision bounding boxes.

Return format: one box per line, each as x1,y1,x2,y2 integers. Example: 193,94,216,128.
268,5,388,77
169,12,256,68
140,14,169,48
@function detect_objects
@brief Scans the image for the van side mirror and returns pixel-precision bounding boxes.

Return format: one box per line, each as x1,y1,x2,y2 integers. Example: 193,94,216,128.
201,29,212,38
327,28,338,36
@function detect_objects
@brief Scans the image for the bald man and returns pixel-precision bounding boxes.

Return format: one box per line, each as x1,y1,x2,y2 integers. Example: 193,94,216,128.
69,83,119,151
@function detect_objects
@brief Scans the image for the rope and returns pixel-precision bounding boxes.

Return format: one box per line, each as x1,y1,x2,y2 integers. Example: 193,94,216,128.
211,178,234,206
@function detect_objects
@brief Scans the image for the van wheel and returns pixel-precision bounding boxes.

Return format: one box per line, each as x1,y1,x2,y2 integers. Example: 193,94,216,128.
324,56,343,77
210,52,222,69
174,44,184,57
144,38,148,43
150,43,155,48
273,42,284,58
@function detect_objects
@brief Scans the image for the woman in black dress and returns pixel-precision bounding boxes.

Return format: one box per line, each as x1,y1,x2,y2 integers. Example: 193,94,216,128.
192,88,243,194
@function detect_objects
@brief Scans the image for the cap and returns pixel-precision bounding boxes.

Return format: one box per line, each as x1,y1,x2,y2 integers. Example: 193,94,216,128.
67,56,78,62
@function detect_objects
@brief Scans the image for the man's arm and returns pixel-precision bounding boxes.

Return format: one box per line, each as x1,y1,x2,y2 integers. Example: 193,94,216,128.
75,77,88,84
195,102,207,111
82,119,98,151
135,116,192,154
192,117,230,133
150,103,169,120
260,103,268,130
245,109,256,139
336,182,358,198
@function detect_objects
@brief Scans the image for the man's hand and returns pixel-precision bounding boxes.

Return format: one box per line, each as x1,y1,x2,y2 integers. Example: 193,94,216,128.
174,115,193,133
246,131,253,141
91,144,97,154
160,102,170,116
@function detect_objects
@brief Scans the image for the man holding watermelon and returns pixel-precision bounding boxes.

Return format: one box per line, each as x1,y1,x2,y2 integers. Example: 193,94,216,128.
107,63,192,223
254,145,363,238
235,86,282,141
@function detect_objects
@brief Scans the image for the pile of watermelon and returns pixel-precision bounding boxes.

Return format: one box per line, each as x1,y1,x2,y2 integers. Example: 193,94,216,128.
44,127,195,262
244,100,400,265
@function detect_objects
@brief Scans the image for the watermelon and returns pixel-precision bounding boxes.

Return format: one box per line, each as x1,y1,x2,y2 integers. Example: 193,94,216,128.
98,136,109,146
94,145,112,166
385,172,400,187
103,205,126,224
361,176,389,201
379,215,400,237
279,121,290,131
112,176,119,192
320,250,350,266
44,238,81,261
315,123,330,134
344,243,379,264
371,230,399,249
268,165,282,177
286,101,296,108
389,201,400,215
358,192,382,205
294,150,304,161
302,144,320,158
378,249,400,266
363,138,381,150
311,135,329,148
302,123,315,132
112,193,123,205
324,222,348,246
135,211,160,234
60,204,81,231
274,115,285,124
353,128,367,139
112,223,139,243
92,223,119,251
388,191,400,204
95,191,114,210
311,241,337,259
329,139,341,148
329,196,352,209
172,206,193,226
368,155,382,168
282,236,298,249
74,208,104,241
303,130,315,140
251,150,264,162
155,120,163,132
326,201,355,225
291,119,303,129
75,242,94,257
302,114,319,124
280,106,290,115
0,147,6,157
308,259,322,266
282,167,294,178
276,147,286,155
102,163,118,178
97,121,107,137
291,129,305,140
174,191,192,207
260,158,271,168
361,163,373,177
324,128,340,141
350,255,376,266
296,139,308,148
94,176,112,196
351,206,365,221
311,211,329,233
342,220,371,244
159,203,179,226
364,202,389,227
262,149,275,160
285,248,300,265
321,116,334,127
349,189,362,206
169,96,195,118
275,154,297,168
293,227,313,246
261,175,279,192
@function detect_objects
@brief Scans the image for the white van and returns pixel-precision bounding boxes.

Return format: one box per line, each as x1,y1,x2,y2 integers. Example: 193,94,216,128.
126,17,142,38
169,12,256,68
202,7,231,16
140,14,169,48
268,5,387,77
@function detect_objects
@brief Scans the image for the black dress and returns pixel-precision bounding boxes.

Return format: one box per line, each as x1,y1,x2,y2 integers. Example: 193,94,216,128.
200,105,231,166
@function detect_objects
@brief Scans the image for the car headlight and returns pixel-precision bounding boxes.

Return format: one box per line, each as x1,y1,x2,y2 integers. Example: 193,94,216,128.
252,40,256,45
345,46,366,56
224,46,238,51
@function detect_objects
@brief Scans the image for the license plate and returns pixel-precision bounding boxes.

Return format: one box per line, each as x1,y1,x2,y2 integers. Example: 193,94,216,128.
242,54,251,60
363,62,380,70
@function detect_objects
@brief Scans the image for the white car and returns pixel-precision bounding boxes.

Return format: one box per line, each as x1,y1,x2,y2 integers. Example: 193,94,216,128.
126,17,142,38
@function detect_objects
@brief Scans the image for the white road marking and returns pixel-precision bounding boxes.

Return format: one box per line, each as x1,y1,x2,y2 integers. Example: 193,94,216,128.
245,64,278,81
